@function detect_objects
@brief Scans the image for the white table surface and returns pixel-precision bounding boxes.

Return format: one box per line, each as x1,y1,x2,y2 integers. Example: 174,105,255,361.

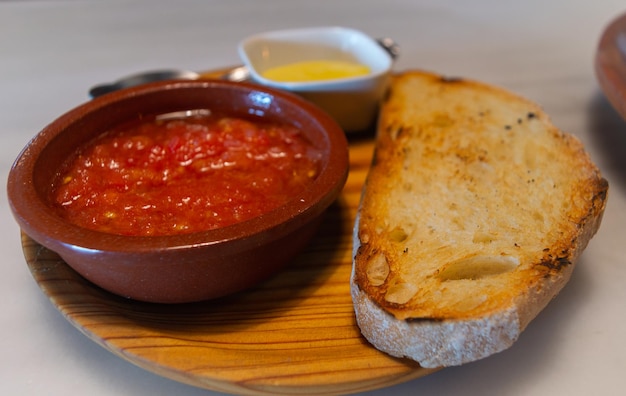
1,1,625,395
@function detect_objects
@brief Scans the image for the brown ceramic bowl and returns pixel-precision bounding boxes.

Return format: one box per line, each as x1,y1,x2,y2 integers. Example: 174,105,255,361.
7,79,349,303
595,12,626,120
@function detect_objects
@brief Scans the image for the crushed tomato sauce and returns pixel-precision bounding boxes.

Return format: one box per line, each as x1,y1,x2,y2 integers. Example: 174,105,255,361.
51,112,323,236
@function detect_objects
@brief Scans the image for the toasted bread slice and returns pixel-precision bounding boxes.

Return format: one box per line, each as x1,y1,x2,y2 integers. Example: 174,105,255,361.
351,70,608,368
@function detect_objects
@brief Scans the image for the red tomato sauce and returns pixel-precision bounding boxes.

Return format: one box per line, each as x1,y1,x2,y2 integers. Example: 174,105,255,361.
52,111,323,236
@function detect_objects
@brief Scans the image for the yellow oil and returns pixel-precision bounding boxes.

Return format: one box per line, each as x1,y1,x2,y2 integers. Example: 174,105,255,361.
261,59,370,82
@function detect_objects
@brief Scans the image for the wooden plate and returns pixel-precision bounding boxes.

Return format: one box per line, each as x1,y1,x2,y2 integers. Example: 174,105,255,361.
21,128,437,395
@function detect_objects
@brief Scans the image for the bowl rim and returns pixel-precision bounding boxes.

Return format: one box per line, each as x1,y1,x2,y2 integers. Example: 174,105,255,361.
238,26,393,91
7,79,349,255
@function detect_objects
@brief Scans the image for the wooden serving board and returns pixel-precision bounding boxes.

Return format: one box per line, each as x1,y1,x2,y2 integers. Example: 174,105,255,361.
21,127,438,395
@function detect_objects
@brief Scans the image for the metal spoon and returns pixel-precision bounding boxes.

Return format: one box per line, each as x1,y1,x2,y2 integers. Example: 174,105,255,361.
88,38,399,98
376,37,400,60
88,69,201,98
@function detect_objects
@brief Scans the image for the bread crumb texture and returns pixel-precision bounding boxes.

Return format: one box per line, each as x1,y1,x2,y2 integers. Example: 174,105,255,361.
352,70,608,367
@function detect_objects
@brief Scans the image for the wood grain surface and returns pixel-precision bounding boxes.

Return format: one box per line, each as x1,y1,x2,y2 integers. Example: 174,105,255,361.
21,125,438,395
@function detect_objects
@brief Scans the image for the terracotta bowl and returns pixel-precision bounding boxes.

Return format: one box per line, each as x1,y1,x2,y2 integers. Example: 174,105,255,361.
7,79,349,303
595,12,626,120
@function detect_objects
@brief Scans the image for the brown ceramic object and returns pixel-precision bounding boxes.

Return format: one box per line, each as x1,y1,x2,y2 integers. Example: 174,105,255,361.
7,79,349,303
595,12,626,120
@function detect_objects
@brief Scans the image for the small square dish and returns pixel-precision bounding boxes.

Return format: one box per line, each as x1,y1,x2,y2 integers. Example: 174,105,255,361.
239,26,395,131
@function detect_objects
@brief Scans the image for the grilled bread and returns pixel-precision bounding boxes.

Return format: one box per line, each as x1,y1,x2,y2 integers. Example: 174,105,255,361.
351,70,608,368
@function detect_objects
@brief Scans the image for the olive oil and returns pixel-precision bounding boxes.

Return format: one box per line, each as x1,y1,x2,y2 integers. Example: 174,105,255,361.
262,60,370,82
